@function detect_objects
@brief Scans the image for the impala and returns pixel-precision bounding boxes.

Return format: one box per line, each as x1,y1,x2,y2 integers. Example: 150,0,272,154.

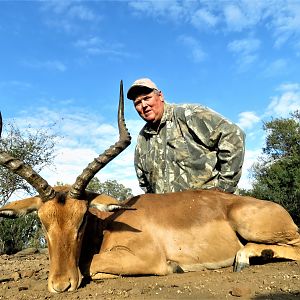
0,81,299,293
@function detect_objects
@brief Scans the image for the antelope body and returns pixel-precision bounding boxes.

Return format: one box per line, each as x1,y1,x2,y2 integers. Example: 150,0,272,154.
0,82,299,293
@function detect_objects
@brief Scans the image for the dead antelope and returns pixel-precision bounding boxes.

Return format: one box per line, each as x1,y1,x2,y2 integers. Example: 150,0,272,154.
0,82,300,293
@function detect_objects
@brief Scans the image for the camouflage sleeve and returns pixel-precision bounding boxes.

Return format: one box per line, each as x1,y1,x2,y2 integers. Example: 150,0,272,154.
214,120,245,193
134,137,152,193
185,105,245,193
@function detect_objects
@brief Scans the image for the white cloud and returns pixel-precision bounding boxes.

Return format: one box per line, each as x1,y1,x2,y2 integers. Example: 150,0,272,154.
40,0,73,14
239,81,300,190
268,1,300,48
262,59,289,78
128,0,187,21
237,111,261,130
227,37,261,70
127,0,300,59
224,4,246,31
41,0,98,21
228,38,261,54
178,35,206,63
22,60,67,72
74,36,130,58
74,36,99,48
68,5,97,21
0,80,32,89
267,90,300,117
191,8,219,30
40,122,143,195
265,82,300,117
222,0,267,31
40,0,100,33
239,148,262,190
276,82,300,92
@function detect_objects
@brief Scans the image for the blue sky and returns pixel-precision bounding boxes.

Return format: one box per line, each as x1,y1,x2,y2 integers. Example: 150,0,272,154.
1,0,300,196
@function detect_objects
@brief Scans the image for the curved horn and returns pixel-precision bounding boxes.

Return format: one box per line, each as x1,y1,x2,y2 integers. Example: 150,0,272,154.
69,80,131,199
0,112,56,201
0,112,2,136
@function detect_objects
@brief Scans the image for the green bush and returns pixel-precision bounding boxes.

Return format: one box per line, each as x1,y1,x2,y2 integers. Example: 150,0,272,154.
0,213,44,254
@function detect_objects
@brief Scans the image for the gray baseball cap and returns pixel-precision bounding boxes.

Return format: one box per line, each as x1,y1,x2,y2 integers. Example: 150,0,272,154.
127,78,159,100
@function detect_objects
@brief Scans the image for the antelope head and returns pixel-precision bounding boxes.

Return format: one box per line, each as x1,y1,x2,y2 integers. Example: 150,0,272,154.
0,81,131,292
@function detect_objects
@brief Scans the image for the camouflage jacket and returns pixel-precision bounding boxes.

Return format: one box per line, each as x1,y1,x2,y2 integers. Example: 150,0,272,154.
134,102,245,194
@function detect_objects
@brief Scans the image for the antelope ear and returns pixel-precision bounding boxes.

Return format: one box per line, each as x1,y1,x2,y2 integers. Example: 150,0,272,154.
89,194,135,212
0,197,42,218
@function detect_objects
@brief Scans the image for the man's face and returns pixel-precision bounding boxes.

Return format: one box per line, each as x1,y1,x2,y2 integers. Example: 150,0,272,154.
133,90,164,124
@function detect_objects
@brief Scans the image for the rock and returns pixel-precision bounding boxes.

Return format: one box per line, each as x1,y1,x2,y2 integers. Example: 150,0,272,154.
14,248,39,256
11,271,21,281
280,286,291,293
21,270,35,278
230,286,252,297
35,273,48,280
128,287,140,295
0,274,12,283
38,248,48,255
0,271,21,282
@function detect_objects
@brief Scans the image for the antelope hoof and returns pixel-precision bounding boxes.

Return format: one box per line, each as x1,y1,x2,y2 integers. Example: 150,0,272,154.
233,262,249,272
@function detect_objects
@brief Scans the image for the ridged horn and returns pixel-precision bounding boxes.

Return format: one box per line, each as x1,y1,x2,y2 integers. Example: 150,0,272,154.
0,112,56,201
69,80,131,199
0,112,2,136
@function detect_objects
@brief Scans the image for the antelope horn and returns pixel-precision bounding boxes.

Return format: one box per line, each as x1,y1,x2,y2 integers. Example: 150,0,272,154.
69,80,131,199
0,112,2,136
0,112,56,201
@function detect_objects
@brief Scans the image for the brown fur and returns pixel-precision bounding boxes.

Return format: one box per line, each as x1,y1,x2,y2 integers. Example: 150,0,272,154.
0,188,299,293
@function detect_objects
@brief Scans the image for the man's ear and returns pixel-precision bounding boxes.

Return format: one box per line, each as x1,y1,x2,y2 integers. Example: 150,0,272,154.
159,91,164,102
89,194,136,212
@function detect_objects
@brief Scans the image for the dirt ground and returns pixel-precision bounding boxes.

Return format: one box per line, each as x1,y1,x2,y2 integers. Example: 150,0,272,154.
0,249,299,300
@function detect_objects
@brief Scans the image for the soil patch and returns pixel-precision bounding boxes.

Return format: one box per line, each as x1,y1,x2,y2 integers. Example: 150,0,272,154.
0,252,299,299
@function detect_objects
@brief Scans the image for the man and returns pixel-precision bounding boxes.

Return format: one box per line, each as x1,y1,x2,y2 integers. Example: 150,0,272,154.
127,78,245,194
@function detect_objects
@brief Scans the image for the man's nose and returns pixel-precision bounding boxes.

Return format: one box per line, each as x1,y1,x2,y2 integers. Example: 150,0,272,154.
141,100,148,107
